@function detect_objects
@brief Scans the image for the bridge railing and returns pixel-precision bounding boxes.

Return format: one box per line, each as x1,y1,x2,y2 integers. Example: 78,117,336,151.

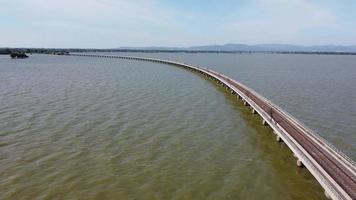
64,53,355,199
204,68,356,171
197,68,351,200
67,53,355,170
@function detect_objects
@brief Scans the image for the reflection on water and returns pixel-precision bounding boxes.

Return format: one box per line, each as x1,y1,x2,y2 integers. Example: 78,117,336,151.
108,52,356,160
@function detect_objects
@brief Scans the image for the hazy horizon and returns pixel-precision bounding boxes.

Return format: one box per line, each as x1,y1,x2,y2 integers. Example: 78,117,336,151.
2,43,356,52
1,0,356,48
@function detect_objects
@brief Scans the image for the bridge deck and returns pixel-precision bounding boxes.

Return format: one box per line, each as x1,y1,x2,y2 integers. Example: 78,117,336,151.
64,54,355,200
207,70,356,200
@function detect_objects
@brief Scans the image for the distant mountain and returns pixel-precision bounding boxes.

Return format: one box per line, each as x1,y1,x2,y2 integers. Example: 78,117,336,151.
117,44,356,53
186,44,356,52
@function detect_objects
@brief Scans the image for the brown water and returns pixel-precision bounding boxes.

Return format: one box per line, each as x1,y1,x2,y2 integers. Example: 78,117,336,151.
110,52,356,160
2,53,354,199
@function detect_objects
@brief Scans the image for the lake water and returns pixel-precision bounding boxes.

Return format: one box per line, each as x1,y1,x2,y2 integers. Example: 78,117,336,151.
1,53,355,199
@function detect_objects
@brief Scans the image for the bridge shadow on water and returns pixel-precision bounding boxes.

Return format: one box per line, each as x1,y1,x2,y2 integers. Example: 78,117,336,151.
64,55,351,199
176,65,328,199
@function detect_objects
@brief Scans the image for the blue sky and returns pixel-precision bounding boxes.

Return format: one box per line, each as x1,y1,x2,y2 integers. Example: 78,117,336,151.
1,0,355,48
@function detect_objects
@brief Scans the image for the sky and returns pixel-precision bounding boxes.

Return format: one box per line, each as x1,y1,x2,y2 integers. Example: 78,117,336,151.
1,0,355,48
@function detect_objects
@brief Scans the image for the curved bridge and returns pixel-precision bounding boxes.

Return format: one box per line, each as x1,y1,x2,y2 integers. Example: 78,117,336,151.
63,53,355,200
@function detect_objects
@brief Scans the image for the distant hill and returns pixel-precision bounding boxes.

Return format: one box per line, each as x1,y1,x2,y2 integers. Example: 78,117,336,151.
118,43,356,53
117,44,356,53
185,44,356,52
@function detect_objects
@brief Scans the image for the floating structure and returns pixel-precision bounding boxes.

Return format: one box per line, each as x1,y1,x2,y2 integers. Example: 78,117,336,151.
52,51,69,55
59,53,355,200
10,52,28,59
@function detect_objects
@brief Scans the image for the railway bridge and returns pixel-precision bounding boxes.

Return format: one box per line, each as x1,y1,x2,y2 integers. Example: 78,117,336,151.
61,53,355,200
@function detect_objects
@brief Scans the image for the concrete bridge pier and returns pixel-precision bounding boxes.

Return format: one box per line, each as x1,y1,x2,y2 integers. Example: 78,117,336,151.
262,119,267,126
296,159,303,167
243,101,248,106
64,54,356,200
251,108,256,114
276,135,282,142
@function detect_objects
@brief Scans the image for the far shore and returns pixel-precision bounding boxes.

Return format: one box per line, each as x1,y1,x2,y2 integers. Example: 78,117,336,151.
1,48,356,55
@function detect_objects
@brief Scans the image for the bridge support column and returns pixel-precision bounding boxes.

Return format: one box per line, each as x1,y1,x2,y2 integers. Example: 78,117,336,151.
276,135,282,142
243,101,248,106
252,109,256,114
262,119,267,126
296,159,303,167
